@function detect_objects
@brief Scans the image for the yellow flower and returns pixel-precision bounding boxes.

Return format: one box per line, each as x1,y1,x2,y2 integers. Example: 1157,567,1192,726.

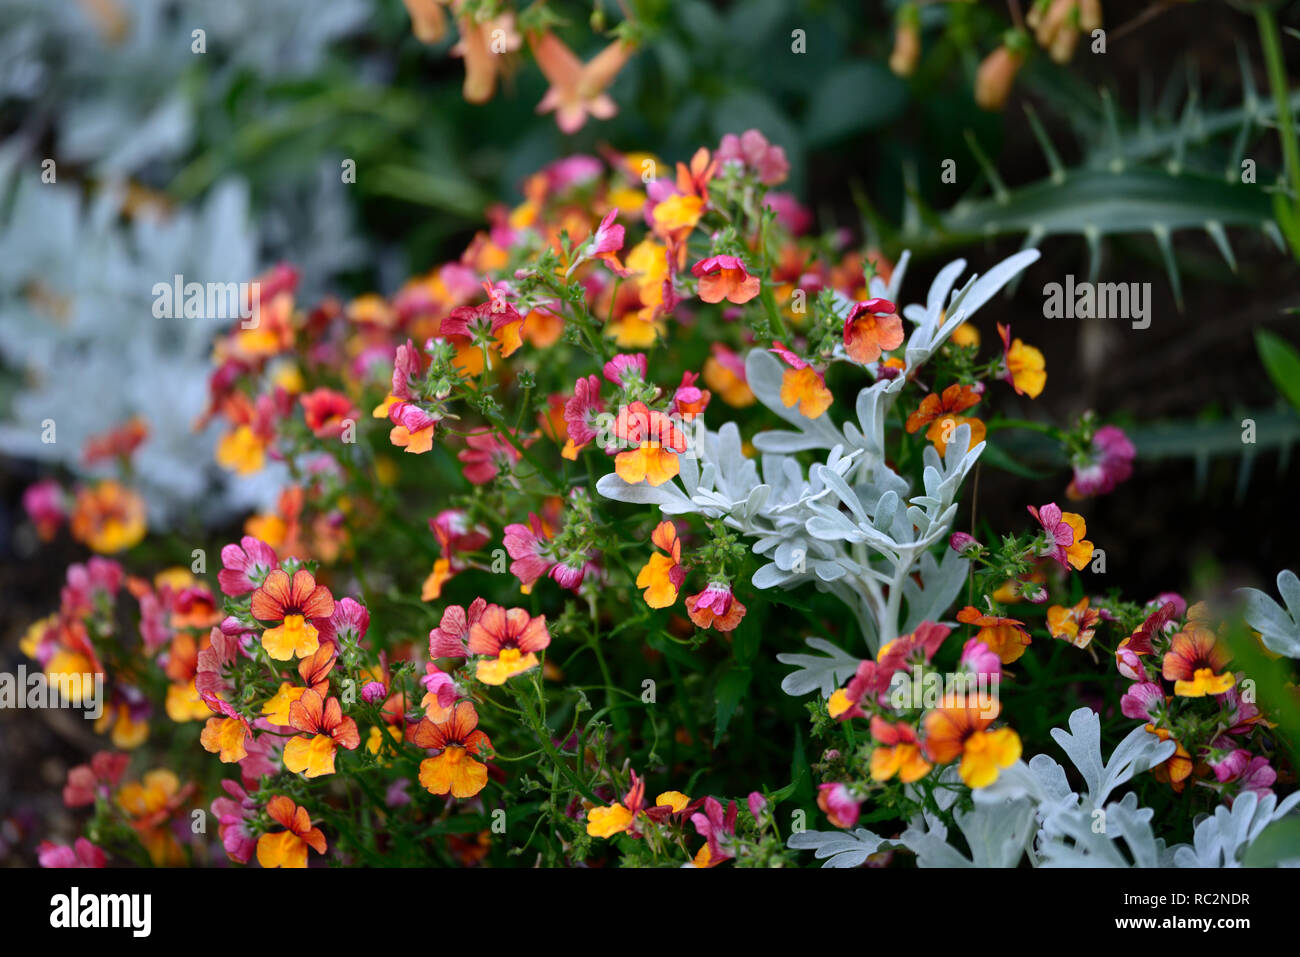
216,424,266,475
586,803,635,838
261,682,307,726
959,727,1022,788
261,614,320,661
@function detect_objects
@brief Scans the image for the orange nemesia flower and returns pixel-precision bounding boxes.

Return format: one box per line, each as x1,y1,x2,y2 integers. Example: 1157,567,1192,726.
250,568,335,661
637,521,686,608
256,795,327,869
956,606,1032,664
411,701,493,798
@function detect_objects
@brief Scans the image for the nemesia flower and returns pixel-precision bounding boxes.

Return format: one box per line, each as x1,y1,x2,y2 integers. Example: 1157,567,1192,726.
715,128,790,185
922,694,1021,788
997,323,1046,398
583,208,630,275
671,370,711,419
869,717,932,783
602,352,648,388
200,696,252,764
586,772,648,838
22,479,66,540
217,536,278,596
703,343,755,407
685,582,747,632
458,429,522,485
411,700,492,798
691,255,761,305
82,416,148,465
429,597,488,660
828,659,890,720
63,751,129,807
770,342,832,418
69,480,147,553
284,689,361,778
815,783,860,829
1120,681,1164,722
299,388,360,439
636,521,686,608
211,779,258,864
906,383,985,455
256,795,327,869
467,604,551,685
949,531,982,556
612,401,687,486
1148,728,1193,790
503,513,555,588
690,796,739,866
316,596,370,646
1028,502,1093,571
529,30,634,133
1237,756,1277,797
843,297,904,364
116,769,193,865
1046,596,1101,648
250,568,335,660
441,283,524,341
564,374,606,448
956,606,1031,664
959,639,1002,679
38,838,107,869
422,664,458,721
1067,425,1135,498
1162,628,1235,697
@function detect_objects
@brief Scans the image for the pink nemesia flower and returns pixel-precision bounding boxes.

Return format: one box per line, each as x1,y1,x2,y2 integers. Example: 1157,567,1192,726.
671,370,711,419
441,282,523,339
691,796,740,862
1219,681,1261,735
1068,425,1135,498
815,783,860,829
38,838,107,869
949,532,982,556
1238,756,1276,797
564,374,606,446
22,479,66,540
63,751,130,807
602,353,648,388
422,664,459,712
217,536,278,597
316,596,370,646
764,192,812,234
960,639,1001,678
360,681,387,704
1027,502,1076,569
1120,681,1164,721
584,209,630,276
429,598,489,659
716,129,790,185
211,779,258,864
1210,747,1251,784
458,429,522,485
502,514,554,588
430,509,491,557
747,792,767,820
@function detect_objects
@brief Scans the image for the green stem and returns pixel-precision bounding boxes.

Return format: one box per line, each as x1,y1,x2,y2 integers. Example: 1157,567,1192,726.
1257,5,1300,208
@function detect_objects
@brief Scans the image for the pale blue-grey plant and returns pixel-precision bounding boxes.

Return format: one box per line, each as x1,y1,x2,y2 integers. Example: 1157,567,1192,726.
791,707,1300,868
598,248,1040,659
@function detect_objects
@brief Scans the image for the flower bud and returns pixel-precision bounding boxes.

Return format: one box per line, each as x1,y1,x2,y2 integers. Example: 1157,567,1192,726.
949,531,982,556
889,7,921,78
975,42,1026,112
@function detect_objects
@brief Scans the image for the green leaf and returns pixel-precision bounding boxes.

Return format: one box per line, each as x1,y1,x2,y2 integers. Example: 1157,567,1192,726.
1243,816,1300,867
714,665,753,746
980,440,1050,479
803,63,906,147
1255,329,1300,414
